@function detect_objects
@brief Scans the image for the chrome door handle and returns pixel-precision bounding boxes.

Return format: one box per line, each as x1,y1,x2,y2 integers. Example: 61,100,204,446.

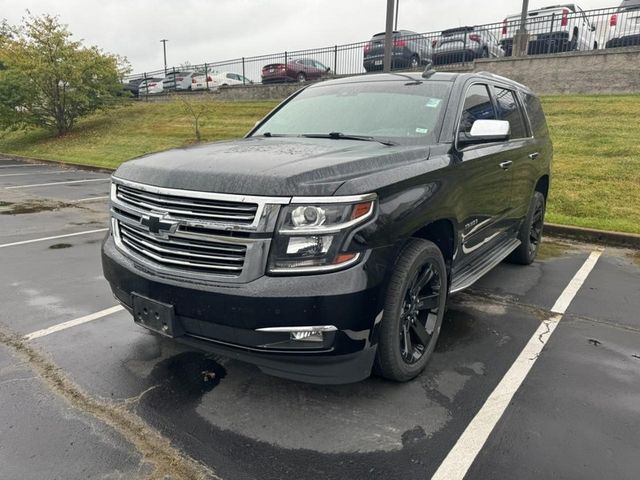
528,152,540,160
499,161,513,170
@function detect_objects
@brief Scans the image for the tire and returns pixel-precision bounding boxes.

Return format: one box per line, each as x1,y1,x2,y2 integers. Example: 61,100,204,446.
296,72,307,83
410,55,420,69
508,191,546,265
375,239,448,382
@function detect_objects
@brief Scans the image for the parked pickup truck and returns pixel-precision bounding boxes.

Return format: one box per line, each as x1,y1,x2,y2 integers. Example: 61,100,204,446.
102,69,552,384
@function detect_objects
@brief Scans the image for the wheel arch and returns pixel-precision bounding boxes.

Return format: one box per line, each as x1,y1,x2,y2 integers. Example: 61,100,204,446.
411,218,456,265
535,174,550,199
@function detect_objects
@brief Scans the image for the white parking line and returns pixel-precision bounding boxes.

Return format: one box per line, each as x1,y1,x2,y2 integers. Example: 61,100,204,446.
0,163,46,168
5,178,109,189
0,170,74,177
23,305,125,341
74,195,110,203
431,250,602,480
0,228,108,249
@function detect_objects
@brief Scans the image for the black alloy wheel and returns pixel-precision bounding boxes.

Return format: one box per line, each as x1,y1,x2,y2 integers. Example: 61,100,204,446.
399,262,442,365
410,55,420,69
375,239,447,382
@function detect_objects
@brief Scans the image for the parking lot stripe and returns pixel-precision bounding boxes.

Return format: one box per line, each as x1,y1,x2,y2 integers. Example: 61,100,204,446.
431,250,602,480
23,305,124,341
5,178,109,189
0,170,74,177
74,195,110,203
0,164,46,168
0,228,108,249
551,251,603,314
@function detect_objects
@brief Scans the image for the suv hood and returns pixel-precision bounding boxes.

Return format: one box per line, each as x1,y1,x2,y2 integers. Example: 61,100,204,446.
114,137,432,197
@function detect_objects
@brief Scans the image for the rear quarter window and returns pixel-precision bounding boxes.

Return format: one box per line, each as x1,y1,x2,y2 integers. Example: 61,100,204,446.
523,93,549,138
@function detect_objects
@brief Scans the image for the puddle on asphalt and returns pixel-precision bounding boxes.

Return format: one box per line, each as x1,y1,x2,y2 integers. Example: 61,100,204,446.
0,200,71,215
49,243,73,250
537,239,578,260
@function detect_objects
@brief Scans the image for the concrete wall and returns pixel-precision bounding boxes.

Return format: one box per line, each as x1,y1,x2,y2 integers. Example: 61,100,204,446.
142,47,640,102
468,46,640,95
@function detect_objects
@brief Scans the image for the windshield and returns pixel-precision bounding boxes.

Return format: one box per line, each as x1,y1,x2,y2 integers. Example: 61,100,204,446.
252,79,452,145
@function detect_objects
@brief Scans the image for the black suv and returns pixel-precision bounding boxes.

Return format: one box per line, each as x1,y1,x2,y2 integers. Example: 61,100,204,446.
363,30,432,71
102,71,552,384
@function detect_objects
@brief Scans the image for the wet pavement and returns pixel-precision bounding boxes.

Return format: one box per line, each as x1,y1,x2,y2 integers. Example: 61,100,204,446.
1,156,639,479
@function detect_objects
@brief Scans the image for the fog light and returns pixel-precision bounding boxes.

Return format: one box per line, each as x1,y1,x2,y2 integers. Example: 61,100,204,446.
291,330,324,342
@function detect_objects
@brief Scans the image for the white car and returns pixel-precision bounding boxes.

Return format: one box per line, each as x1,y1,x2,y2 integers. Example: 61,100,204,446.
606,0,640,48
191,72,252,90
501,4,597,55
137,78,164,95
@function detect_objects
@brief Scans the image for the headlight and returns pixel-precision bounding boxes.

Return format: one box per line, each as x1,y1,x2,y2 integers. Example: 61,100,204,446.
268,194,376,274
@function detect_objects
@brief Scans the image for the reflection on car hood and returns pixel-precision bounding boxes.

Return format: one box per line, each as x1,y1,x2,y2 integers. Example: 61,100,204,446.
114,137,432,197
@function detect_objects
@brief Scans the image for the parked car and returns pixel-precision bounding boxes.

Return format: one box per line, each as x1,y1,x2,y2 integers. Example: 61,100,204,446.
261,58,331,84
606,0,640,48
501,4,597,55
162,71,201,91
103,68,552,384
123,78,149,98
191,71,253,90
363,30,432,71
432,26,504,65
137,78,164,95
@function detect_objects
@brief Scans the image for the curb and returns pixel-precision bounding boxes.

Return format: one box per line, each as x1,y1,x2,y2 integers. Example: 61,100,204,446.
544,223,640,249
2,153,639,249
0,153,116,174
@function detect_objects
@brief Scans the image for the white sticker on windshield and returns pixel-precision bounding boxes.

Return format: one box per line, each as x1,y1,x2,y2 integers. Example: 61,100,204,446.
425,98,441,108
415,128,429,134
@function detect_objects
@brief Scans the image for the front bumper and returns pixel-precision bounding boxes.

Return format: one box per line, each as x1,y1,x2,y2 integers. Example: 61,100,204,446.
102,234,389,384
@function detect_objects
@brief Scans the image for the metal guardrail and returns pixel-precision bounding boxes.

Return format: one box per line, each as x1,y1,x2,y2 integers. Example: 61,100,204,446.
126,5,639,95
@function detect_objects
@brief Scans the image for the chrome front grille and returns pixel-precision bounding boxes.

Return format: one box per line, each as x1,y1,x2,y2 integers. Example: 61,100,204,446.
116,183,259,225
118,221,247,274
110,177,290,283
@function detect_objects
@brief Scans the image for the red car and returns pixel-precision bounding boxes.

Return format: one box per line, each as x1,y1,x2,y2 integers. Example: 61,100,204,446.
261,58,330,84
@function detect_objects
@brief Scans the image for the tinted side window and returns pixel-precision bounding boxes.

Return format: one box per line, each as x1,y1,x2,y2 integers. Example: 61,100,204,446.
523,93,548,138
494,87,527,139
459,84,496,135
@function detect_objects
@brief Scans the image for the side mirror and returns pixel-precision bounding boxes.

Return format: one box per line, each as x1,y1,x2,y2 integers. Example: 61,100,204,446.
590,25,596,32
326,67,331,73
459,120,510,146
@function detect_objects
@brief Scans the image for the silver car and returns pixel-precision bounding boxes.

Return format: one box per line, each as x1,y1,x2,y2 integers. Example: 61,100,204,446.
606,0,640,48
432,27,504,65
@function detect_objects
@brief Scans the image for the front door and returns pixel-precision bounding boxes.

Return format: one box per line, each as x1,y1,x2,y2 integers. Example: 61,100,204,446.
454,82,514,263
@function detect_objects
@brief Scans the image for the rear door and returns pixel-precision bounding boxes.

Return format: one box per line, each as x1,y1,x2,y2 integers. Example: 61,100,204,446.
454,83,513,260
509,91,551,222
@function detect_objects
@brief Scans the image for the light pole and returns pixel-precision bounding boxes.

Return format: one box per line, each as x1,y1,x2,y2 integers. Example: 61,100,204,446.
383,0,395,72
513,0,530,57
160,39,168,75
394,0,399,31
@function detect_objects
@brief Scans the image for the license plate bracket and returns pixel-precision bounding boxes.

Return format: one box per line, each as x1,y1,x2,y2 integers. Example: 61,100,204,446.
132,294,182,338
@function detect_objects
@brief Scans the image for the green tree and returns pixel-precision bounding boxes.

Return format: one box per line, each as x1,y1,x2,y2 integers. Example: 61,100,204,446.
0,14,129,136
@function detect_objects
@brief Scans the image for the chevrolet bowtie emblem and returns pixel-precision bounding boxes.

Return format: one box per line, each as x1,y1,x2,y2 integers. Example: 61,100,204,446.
140,214,178,237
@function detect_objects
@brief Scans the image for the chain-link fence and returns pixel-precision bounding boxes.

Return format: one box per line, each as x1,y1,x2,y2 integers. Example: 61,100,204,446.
125,5,639,96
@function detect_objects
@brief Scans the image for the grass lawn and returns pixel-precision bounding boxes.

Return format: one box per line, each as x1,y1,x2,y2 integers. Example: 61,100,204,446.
0,95,639,234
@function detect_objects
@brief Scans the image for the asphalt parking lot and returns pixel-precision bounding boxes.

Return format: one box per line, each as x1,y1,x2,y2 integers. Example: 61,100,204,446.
1,156,639,480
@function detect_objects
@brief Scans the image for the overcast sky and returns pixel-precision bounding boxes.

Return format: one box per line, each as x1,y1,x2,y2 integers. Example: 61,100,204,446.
1,0,615,74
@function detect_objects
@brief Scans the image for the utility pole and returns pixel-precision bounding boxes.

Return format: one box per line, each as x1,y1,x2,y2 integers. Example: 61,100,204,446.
394,0,399,31
383,0,395,73
160,39,168,75
513,0,530,57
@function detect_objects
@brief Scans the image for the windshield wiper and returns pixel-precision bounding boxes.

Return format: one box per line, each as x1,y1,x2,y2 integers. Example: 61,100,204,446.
301,132,397,146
